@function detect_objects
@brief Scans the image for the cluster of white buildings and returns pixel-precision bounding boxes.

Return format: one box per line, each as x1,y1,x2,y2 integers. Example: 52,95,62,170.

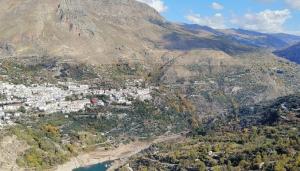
0,80,154,128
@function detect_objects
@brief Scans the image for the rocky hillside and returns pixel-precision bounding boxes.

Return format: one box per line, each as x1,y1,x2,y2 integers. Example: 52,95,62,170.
0,0,254,65
0,0,166,64
154,50,300,117
274,42,300,64
0,0,300,117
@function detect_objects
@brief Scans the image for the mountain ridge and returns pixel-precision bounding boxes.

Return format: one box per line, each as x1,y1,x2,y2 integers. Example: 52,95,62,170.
274,42,300,64
1,0,300,65
181,24,300,50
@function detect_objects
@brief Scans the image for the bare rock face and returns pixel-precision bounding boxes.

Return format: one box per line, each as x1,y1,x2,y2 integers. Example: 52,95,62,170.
56,0,164,35
0,0,167,64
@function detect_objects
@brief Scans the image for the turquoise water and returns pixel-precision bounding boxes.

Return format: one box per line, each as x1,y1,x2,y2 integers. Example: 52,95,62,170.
73,161,111,171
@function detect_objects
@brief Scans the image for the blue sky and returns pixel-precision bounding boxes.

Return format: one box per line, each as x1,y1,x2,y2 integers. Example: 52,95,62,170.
137,0,300,35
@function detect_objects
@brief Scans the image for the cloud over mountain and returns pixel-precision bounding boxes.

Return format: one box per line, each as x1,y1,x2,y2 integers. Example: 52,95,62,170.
234,9,291,33
186,13,226,29
186,8,291,33
136,0,167,12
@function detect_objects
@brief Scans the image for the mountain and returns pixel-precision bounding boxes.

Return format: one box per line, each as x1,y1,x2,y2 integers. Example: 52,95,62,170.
271,33,300,45
0,0,300,114
180,24,224,36
223,29,290,49
228,29,300,46
0,0,256,65
274,42,300,64
181,25,300,50
0,0,169,64
1,0,299,65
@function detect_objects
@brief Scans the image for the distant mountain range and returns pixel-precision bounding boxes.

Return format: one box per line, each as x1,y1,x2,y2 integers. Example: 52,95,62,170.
274,42,300,64
181,24,300,64
181,24,300,50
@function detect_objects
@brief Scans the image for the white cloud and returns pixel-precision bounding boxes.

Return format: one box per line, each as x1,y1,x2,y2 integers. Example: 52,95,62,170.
287,30,300,35
285,0,300,10
136,0,167,13
256,0,300,10
186,13,226,29
211,2,224,10
232,9,291,33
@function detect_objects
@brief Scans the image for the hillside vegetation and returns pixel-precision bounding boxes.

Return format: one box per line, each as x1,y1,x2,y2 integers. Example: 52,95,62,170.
120,94,300,171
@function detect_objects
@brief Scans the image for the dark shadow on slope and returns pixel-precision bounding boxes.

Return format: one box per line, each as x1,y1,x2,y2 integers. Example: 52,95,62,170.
239,93,300,126
273,42,300,64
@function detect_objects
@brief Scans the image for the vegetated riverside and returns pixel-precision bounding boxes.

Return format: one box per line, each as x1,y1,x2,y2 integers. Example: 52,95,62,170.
118,94,300,171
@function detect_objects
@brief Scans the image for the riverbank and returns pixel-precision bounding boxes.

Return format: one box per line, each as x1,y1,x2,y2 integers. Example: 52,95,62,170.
55,133,184,171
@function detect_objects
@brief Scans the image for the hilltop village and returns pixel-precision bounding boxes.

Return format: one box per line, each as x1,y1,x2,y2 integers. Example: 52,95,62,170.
0,80,153,128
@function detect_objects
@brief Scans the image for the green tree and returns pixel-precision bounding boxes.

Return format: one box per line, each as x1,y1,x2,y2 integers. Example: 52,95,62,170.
18,106,26,113
227,160,233,171
274,160,286,171
239,160,249,168
254,154,262,164
198,161,206,171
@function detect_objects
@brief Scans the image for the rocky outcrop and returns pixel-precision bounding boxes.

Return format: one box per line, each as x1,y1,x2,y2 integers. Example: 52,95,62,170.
0,0,168,64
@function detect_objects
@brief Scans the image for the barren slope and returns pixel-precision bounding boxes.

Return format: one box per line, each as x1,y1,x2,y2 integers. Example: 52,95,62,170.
0,0,170,64
0,0,256,65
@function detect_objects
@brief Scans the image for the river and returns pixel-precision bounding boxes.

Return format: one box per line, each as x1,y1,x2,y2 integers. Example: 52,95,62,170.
73,161,111,171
